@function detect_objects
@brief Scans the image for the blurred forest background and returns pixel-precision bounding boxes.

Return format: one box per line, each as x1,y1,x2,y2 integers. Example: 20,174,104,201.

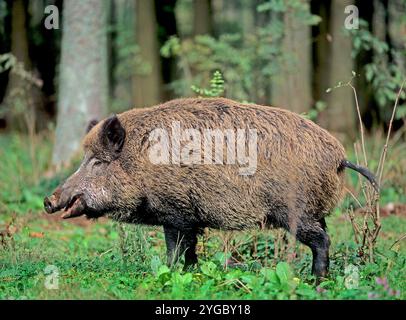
0,0,405,166
0,0,406,300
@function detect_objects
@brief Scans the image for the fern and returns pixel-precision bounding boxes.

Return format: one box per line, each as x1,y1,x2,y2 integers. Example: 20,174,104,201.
191,70,225,98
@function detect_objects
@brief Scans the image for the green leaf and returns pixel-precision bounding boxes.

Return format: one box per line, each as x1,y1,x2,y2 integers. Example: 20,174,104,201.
182,273,193,285
156,265,170,278
201,261,218,278
276,262,293,284
261,268,279,284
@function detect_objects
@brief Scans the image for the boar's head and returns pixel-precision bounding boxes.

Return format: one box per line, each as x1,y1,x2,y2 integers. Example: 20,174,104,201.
44,115,132,219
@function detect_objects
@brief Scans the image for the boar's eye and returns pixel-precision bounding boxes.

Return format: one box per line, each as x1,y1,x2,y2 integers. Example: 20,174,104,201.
93,160,103,167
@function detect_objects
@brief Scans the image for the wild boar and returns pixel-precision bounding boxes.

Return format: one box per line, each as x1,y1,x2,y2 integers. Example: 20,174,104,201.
44,97,378,278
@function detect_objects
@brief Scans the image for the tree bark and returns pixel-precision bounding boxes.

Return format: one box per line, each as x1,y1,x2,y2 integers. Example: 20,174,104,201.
133,0,163,107
323,0,356,139
111,0,136,111
155,0,178,100
312,0,331,105
354,0,376,129
387,0,405,77
53,0,108,166
193,0,212,36
3,0,42,131
271,1,313,114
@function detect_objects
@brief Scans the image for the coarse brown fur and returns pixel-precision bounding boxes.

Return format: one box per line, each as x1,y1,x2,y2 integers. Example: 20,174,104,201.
46,97,375,278
84,98,345,227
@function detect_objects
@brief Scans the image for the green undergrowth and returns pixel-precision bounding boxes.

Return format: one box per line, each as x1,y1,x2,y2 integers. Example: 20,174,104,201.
0,133,405,300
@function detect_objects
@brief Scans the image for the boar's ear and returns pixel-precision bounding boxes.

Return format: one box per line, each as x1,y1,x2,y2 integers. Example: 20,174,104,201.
101,115,126,157
86,119,99,133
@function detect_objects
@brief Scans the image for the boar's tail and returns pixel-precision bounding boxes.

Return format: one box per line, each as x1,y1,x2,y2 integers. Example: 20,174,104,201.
339,160,380,192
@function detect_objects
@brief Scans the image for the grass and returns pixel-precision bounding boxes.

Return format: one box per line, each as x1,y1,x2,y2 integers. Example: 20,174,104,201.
0,132,405,300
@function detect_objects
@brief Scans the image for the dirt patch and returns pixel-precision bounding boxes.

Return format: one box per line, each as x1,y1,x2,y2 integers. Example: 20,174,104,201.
354,202,406,218
380,203,406,218
40,211,109,228
1,211,109,237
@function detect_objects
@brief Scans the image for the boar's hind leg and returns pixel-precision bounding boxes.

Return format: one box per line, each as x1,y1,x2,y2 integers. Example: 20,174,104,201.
163,225,198,269
295,218,330,278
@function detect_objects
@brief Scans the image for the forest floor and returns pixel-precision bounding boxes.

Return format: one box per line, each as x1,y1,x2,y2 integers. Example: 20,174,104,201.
0,133,405,300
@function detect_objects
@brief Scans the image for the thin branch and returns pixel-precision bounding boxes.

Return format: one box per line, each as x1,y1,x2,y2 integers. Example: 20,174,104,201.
390,233,406,250
349,83,368,166
377,79,406,184
344,186,363,208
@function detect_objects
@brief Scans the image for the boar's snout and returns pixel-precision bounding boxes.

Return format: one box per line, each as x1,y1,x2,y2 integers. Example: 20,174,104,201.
44,195,57,214
44,187,62,214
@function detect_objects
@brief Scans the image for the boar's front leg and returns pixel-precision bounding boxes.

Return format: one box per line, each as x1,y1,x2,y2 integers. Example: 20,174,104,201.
295,218,330,279
163,225,198,269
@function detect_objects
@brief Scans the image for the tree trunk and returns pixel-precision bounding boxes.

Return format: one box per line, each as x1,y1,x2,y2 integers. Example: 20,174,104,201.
111,0,136,111
322,0,356,139
193,0,212,35
3,0,43,132
53,0,108,167
271,1,313,114
312,0,331,105
354,0,376,129
387,0,405,79
155,0,178,101
133,0,163,107
10,0,30,68
241,0,255,37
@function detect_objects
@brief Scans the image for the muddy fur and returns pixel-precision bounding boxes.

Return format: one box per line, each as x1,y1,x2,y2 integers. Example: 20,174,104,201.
47,97,376,277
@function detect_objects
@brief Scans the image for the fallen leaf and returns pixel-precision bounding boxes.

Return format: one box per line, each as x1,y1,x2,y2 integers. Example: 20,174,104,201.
30,232,45,238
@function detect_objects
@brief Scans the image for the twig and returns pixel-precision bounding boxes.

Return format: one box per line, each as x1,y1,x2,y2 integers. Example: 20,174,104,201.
99,248,113,258
343,75,387,261
389,233,406,250
344,186,363,208
346,207,360,244
377,79,406,184
349,82,368,166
